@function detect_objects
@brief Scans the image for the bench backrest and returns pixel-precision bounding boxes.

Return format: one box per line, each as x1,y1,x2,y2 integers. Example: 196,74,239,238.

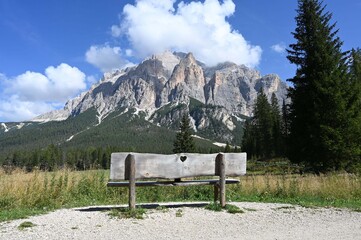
110,152,247,181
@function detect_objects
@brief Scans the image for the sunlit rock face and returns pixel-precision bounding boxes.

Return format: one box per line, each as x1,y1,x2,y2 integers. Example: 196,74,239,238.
32,51,288,142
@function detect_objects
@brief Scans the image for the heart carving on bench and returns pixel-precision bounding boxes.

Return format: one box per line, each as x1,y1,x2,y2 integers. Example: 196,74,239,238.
180,156,187,162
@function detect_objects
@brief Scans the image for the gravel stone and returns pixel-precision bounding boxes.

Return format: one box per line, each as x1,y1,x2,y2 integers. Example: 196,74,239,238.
0,202,360,240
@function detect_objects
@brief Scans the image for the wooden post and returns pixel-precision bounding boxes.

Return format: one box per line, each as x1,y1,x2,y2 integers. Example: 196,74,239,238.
125,154,136,210
216,153,226,207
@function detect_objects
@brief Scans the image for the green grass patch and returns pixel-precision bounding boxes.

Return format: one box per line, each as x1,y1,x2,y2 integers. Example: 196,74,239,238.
205,202,223,212
225,204,244,214
205,203,244,214
175,209,183,217
18,221,36,230
0,208,50,222
109,207,146,219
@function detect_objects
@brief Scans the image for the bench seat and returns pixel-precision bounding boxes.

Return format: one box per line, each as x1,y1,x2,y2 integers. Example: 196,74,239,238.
108,152,246,209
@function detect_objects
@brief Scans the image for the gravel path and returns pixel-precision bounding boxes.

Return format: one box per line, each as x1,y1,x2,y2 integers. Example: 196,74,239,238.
0,202,360,240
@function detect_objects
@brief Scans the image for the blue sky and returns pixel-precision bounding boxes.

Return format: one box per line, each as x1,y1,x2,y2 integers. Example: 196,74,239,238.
0,0,360,122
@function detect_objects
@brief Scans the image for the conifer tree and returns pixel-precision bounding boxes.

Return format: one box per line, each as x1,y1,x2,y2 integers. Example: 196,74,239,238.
287,0,353,172
224,142,231,153
281,99,290,137
345,48,361,171
173,114,196,153
254,89,273,158
270,93,283,156
241,118,256,158
350,49,361,77
281,99,290,156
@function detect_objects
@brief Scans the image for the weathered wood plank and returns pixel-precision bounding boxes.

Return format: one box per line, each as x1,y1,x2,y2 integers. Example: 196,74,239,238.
110,152,246,180
107,179,240,187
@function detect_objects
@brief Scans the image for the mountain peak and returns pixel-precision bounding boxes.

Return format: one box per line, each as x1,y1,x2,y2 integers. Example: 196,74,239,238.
150,51,181,75
185,52,196,63
32,51,287,124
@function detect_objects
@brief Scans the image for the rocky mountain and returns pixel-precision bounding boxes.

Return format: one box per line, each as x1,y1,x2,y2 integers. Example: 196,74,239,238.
1,51,288,155
35,52,286,125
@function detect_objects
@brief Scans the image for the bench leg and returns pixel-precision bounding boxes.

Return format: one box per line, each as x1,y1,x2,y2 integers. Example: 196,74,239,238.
127,154,136,210
129,180,136,210
216,153,226,207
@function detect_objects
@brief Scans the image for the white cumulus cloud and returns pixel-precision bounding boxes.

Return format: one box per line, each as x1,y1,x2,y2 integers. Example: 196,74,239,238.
85,44,134,72
0,96,54,122
111,0,262,67
7,63,86,102
271,43,286,54
0,64,88,122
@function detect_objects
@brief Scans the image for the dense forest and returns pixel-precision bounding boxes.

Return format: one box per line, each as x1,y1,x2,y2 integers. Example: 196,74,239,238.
0,107,222,171
241,91,286,160
242,0,361,173
1,137,223,173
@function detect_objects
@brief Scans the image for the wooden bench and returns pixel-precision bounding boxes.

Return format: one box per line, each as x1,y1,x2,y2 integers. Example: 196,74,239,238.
107,152,247,209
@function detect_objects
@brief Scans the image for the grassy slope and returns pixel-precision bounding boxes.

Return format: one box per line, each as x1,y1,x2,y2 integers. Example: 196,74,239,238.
0,109,98,156
0,107,221,160
62,108,220,153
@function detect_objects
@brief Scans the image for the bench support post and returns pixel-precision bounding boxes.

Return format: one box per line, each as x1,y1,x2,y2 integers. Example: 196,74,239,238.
126,154,136,210
216,153,226,207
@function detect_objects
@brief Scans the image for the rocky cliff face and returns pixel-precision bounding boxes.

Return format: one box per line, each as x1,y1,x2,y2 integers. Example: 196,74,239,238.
33,51,288,142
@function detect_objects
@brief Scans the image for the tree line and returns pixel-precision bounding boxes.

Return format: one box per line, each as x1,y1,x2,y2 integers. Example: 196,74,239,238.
242,0,361,173
1,145,119,172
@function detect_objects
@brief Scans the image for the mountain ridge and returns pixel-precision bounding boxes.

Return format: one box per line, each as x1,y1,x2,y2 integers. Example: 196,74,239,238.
0,51,288,156
32,51,287,125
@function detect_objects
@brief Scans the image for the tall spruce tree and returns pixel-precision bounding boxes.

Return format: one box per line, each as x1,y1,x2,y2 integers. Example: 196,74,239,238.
281,99,290,155
346,48,361,171
241,118,256,158
254,89,273,158
270,93,283,157
173,114,196,153
287,0,354,172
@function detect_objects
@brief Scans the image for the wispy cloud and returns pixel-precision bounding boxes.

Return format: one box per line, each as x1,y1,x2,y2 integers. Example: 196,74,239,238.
85,44,134,73
271,42,287,54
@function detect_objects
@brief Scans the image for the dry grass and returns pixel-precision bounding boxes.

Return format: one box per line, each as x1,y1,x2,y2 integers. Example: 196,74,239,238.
0,168,119,212
230,173,361,206
1,168,360,221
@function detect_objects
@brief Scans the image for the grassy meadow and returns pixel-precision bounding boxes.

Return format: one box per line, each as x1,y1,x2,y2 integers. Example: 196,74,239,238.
1,166,361,222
